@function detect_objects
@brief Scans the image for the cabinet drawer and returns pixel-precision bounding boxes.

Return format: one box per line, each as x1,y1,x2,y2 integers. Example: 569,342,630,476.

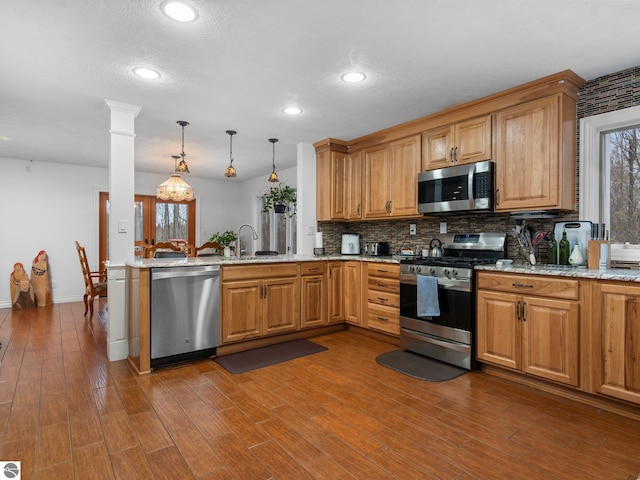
300,262,326,276
367,263,399,279
477,272,578,300
367,275,399,293
367,289,399,308
222,263,298,281
367,303,399,335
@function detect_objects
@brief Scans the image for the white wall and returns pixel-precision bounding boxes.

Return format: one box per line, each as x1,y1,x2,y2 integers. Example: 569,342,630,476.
0,156,249,307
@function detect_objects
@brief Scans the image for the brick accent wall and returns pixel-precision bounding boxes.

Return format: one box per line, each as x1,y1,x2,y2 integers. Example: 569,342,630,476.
318,65,640,262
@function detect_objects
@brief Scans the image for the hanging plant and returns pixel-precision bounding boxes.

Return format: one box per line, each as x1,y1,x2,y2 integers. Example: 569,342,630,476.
262,184,297,217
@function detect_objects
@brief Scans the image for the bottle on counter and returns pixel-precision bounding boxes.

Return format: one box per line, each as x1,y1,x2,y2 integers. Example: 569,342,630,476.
558,230,570,265
547,232,557,264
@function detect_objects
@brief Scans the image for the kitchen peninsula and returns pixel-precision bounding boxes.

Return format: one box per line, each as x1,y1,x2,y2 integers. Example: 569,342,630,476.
126,254,399,375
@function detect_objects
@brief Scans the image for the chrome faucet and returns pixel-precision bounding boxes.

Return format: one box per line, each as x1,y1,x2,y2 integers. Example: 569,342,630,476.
236,223,259,259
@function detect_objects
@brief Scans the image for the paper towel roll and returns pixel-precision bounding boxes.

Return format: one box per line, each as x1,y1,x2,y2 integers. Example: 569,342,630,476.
315,232,323,248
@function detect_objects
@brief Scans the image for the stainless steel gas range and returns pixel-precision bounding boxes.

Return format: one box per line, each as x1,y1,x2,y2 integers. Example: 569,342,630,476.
399,233,506,370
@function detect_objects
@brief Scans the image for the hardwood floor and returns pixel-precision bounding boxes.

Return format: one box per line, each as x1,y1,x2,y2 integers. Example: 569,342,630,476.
1,301,639,479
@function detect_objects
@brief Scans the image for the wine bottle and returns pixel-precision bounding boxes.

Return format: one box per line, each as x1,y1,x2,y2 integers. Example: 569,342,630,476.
558,231,570,265
547,232,557,264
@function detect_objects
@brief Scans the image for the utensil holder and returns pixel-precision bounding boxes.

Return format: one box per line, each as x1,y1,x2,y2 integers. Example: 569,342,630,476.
587,240,610,269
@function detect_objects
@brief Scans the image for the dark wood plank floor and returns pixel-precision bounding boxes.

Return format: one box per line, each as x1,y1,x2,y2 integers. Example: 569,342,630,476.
1,301,639,479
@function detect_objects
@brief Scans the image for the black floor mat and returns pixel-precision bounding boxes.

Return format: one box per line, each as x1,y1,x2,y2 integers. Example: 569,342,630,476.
376,350,467,382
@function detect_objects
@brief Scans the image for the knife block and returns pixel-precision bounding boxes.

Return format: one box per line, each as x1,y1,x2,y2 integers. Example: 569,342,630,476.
588,240,610,269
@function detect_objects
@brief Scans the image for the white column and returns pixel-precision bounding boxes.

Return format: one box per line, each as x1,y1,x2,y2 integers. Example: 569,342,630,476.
105,99,141,361
296,142,317,255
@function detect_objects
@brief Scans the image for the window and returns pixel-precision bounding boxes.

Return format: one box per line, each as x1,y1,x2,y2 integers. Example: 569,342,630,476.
580,104,640,260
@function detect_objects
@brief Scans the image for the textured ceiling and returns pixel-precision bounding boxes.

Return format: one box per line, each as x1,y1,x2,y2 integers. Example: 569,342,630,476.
1,0,639,181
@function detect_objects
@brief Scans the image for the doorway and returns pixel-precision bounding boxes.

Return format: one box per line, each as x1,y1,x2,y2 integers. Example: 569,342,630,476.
99,192,196,266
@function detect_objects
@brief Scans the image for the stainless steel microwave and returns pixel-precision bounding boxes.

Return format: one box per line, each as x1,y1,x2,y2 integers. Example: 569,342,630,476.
417,160,494,214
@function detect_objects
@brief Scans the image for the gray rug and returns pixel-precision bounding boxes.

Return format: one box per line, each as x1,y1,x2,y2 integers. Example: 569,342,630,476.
376,350,467,382
215,339,327,374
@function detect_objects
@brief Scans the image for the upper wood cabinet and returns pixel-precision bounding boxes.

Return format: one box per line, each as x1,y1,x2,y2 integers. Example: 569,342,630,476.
591,282,640,405
315,141,361,221
422,114,492,170
494,94,576,211
363,135,421,219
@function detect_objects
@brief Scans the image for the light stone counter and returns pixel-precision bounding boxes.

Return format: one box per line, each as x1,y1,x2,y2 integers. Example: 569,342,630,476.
126,254,402,268
476,264,640,282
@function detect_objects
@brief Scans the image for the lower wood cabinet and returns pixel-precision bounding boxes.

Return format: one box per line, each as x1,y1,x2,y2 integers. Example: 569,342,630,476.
221,263,298,344
364,262,400,336
344,261,361,325
476,272,580,386
591,282,640,405
300,262,327,329
327,261,344,323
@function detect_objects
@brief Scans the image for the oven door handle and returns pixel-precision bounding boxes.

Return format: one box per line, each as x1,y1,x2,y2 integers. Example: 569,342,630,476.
400,328,469,354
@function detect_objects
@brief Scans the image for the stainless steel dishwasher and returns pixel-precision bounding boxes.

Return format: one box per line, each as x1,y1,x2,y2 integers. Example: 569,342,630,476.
150,265,220,368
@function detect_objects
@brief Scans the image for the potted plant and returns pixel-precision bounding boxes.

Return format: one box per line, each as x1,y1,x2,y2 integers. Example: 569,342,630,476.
262,183,297,217
208,230,238,252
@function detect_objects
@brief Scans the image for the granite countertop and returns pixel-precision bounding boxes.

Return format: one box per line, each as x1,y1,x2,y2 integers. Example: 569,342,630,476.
125,254,402,268
477,263,640,282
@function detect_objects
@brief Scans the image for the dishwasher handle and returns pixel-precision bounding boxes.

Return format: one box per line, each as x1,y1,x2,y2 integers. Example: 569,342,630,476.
152,266,220,280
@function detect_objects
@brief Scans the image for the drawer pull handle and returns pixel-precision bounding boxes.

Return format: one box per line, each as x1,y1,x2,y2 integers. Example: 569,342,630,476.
377,297,388,302
377,316,388,321
377,282,388,287
377,269,389,273
512,283,534,288
308,267,320,271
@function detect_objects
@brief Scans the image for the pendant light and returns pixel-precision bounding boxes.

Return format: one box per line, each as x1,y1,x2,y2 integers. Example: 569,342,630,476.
267,138,279,183
225,130,237,178
156,121,195,201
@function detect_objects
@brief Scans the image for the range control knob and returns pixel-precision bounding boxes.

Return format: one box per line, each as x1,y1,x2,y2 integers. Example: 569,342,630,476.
451,269,458,276
429,267,436,274
415,266,422,273
443,268,450,276
408,266,414,273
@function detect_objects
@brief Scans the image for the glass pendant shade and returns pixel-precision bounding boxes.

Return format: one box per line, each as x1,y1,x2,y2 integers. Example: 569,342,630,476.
268,138,279,183
157,121,195,201
156,173,194,201
225,130,237,178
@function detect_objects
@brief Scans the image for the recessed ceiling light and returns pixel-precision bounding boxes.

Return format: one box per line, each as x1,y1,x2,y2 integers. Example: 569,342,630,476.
341,71,366,83
161,1,198,22
0,135,10,141
133,67,161,80
283,107,302,115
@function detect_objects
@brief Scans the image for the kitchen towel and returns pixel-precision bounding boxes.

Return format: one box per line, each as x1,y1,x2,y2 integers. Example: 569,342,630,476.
417,275,440,317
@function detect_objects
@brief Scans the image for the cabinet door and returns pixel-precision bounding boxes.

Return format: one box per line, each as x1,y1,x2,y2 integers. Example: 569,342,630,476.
346,151,362,219
455,115,492,164
521,296,580,386
327,262,344,323
593,283,640,404
221,280,262,343
344,261,361,325
316,149,332,221
422,125,453,170
363,144,392,218
389,135,421,217
495,96,560,211
331,152,347,220
263,277,299,335
300,275,326,329
476,290,520,369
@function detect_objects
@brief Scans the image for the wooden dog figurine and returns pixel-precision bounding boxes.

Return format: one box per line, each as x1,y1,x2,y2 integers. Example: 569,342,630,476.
31,250,53,306
10,263,35,309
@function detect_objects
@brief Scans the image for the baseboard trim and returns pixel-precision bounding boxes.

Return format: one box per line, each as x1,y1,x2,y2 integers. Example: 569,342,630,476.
108,339,129,362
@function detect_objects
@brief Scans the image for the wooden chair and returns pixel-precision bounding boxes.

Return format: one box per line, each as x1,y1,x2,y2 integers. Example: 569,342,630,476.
193,241,223,257
144,241,187,258
75,241,107,319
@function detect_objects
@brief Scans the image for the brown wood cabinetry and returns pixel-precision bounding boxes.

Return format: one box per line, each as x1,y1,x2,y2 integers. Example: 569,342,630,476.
477,272,580,386
300,262,327,329
221,263,298,344
327,261,344,323
344,261,361,325
315,141,361,221
591,282,640,405
363,135,421,219
422,114,492,170
364,262,400,336
495,94,576,211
